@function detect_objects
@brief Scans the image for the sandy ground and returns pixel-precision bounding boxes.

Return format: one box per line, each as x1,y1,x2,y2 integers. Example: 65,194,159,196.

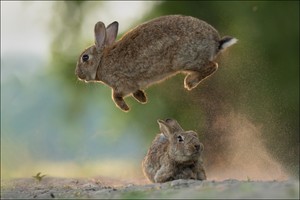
1,176,299,199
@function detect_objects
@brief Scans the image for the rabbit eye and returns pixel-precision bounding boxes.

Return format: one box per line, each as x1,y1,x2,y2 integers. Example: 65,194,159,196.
177,135,184,142
82,54,89,62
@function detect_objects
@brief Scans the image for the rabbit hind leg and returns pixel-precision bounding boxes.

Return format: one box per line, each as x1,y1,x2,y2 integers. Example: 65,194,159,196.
132,90,147,104
184,61,218,90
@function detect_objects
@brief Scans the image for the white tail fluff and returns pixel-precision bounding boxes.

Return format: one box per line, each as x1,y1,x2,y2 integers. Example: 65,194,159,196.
219,37,238,50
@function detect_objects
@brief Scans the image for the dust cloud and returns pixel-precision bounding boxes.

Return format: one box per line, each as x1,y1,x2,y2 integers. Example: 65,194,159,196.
203,112,288,181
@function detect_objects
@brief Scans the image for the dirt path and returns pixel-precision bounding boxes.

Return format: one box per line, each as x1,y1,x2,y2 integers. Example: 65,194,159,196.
1,177,299,199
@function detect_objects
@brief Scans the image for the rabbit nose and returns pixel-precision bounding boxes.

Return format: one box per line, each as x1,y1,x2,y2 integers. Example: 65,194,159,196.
78,73,86,79
195,144,200,151
76,68,86,79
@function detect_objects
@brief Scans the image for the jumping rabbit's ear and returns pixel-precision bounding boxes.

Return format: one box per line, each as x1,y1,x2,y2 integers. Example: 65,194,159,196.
94,21,106,51
105,21,119,46
157,119,183,137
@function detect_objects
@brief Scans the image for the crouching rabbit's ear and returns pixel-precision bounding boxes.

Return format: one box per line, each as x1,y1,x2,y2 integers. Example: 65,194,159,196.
157,119,183,137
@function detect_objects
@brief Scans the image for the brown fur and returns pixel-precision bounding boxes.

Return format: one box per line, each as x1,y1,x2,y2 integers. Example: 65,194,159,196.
142,118,206,183
75,15,237,111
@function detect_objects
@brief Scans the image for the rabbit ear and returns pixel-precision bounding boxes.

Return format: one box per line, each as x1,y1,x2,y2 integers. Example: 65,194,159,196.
94,21,106,51
105,21,119,46
157,119,183,137
200,143,204,152
164,118,184,132
158,120,173,137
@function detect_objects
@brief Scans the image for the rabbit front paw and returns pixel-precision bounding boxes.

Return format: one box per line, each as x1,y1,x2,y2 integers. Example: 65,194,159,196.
154,165,174,183
112,92,130,112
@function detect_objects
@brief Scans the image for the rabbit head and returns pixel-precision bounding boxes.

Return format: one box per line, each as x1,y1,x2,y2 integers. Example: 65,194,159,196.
158,118,204,163
75,21,119,82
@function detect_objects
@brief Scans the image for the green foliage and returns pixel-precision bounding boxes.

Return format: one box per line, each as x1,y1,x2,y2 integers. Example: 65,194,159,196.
32,172,46,182
120,191,148,199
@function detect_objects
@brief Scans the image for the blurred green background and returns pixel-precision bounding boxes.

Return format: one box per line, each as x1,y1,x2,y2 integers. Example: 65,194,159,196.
1,1,299,181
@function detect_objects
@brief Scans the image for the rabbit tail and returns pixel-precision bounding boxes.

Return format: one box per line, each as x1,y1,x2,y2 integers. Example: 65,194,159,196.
218,36,238,51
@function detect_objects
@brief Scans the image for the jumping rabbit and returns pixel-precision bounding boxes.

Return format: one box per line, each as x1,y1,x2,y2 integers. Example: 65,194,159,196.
142,118,206,183
75,15,237,112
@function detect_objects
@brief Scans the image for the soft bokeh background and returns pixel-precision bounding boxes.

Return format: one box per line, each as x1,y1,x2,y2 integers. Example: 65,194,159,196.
1,1,299,181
